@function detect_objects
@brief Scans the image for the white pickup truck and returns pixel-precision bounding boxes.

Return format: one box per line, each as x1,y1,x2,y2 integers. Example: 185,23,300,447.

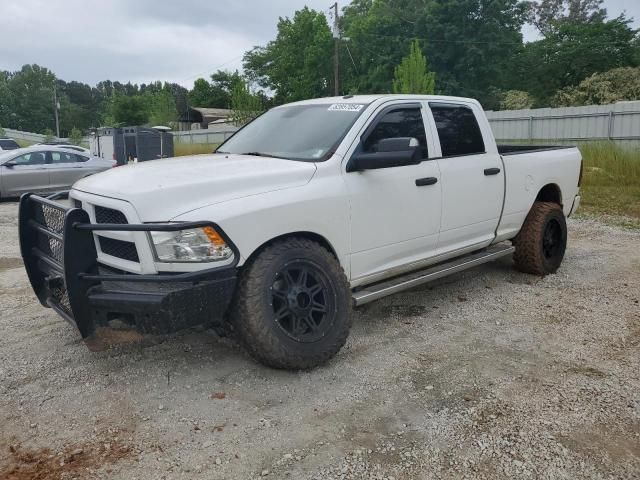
19,95,582,369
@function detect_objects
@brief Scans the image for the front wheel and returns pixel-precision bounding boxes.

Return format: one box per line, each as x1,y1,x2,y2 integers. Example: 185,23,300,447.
231,238,352,370
513,201,567,275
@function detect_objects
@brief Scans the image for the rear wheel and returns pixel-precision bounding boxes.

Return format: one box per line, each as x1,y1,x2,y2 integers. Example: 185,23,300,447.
513,201,567,275
231,238,352,370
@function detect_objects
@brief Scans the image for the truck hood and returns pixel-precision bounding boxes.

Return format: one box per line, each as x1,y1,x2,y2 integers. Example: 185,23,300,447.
73,154,317,221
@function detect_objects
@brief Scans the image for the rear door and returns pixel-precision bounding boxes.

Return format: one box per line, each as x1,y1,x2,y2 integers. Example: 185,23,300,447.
428,102,504,254
46,151,88,190
1,151,50,196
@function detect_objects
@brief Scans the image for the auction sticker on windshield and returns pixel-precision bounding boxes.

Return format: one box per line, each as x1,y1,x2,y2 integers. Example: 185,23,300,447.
328,104,365,112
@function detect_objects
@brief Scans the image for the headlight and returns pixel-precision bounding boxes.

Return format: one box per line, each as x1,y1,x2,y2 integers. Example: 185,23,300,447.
150,226,233,263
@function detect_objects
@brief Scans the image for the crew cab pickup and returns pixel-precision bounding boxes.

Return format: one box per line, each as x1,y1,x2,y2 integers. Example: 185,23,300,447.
19,95,582,369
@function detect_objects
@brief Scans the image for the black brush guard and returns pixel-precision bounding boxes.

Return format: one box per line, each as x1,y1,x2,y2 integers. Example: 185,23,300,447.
19,193,238,347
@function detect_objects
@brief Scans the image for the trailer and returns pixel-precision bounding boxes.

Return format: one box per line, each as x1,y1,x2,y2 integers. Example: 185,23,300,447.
90,126,174,165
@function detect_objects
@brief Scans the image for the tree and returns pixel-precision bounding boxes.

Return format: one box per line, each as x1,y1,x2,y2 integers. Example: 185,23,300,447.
418,0,528,107
514,15,638,104
188,70,243,108
392,40,435,94
110,95,149,126
244,7,333,103
69,127,83,146
500,90,534,109
147,89,178,126
230,81,264,127
6,64,56,133
529,0,607,36
189,78,216,107
552,67,640,106
340,0,418,94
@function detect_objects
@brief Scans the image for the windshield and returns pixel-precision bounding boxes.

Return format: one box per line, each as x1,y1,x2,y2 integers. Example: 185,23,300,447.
218,103,368,161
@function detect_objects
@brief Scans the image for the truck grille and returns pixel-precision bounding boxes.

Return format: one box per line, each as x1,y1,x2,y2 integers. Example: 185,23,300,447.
99,237,139,262
95,206,128,224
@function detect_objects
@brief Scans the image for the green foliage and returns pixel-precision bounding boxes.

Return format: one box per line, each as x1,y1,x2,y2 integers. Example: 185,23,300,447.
578,142,640,226
69,127,83,146
243,7,334,103
147,89,178,126
110,95,149,126
514,15,638,105
230,81,264,127
552,67,640,106
392,40,435,94
43,129,55,143
528,0,607,36
500,90,534,110
188,70,243,108
0,125,5,136
339,0,529,107
1,65,56,133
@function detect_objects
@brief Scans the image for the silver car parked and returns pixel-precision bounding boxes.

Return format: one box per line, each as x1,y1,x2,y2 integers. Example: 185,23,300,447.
0,146,116,198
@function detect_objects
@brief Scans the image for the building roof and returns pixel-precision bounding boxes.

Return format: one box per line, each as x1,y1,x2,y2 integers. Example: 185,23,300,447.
179,107,232,124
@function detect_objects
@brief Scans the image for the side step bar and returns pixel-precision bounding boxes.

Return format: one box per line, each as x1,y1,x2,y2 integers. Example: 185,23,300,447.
353,244,515,306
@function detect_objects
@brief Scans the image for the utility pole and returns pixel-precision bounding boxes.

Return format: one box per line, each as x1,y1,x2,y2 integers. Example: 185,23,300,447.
332,2,340,96
53,82,60,138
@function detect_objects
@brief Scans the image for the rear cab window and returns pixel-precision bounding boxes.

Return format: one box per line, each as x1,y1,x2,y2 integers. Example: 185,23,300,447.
429,103,485,157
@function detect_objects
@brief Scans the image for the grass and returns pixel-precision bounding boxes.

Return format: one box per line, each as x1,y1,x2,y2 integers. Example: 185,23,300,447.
577,142,640,229
174,142,220,157
16,139,35,148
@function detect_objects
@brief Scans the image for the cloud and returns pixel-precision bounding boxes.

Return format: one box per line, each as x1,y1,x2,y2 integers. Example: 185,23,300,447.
0,0,333,86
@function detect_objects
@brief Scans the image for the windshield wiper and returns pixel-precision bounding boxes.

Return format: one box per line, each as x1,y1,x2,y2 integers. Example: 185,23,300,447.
241,152,289,160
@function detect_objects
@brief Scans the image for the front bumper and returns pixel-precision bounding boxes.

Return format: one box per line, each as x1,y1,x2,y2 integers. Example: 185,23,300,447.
19,193,238,347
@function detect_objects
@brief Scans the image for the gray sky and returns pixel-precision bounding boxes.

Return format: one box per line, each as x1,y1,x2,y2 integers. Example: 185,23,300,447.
0,0,638,87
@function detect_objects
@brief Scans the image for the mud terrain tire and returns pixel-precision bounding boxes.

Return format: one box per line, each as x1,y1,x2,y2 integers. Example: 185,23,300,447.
231,238,352,370
513,201,567,275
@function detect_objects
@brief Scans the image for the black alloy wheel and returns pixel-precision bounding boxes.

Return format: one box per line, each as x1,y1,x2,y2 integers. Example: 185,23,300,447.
270,260,336,343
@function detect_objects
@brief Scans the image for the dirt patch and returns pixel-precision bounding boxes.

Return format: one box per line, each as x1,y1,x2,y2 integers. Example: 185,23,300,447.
0,257,22,272
0,431,135,480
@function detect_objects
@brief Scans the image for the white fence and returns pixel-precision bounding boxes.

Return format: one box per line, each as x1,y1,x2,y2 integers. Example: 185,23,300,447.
486,101,640,147
6,100,640,149
2,127,51,144
172,129,237,145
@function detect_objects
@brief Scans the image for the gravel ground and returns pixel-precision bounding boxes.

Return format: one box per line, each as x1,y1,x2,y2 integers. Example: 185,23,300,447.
0,199,638,480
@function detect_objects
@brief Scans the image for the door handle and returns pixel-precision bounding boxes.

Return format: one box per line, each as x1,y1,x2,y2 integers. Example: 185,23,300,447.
415,177,438,186
484,168,501,176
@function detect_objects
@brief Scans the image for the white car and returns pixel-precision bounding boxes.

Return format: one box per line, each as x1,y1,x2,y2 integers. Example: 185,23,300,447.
20,94,582,369
0,137,20,151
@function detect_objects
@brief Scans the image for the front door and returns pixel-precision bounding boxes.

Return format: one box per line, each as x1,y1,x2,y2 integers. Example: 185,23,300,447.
344,103,442,284
1,151,50,196
429,102,505,254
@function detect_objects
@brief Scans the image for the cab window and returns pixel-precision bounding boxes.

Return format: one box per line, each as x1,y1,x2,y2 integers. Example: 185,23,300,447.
363,107,428,158
429,103,485,157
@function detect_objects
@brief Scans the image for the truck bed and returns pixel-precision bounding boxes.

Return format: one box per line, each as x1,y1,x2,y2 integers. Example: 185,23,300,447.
497,144,575,156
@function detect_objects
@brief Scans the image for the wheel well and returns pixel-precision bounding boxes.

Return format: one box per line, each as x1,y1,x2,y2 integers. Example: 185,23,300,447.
536,184,562,206
245,232,339,264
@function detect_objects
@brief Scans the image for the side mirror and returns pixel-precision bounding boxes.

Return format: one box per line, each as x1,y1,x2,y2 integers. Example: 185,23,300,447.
347,137,422,172
3,161,16,168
